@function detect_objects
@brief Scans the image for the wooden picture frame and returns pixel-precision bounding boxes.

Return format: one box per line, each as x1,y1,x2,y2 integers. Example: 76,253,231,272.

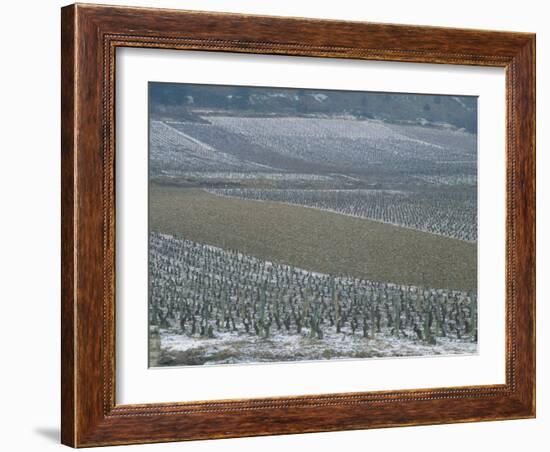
61,3,535,447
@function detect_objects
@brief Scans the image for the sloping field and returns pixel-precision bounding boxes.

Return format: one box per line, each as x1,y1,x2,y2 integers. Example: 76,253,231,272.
149,186,476,291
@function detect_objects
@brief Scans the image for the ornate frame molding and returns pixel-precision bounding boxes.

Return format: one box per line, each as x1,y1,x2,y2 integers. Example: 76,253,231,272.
62,4,535,447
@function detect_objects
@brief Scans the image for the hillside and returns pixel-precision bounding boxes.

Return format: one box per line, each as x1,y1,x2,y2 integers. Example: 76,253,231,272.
149,82,477,132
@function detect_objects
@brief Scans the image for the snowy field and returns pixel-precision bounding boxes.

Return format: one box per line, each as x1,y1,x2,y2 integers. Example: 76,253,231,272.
149,233,477,367
157,327,477,366
150,115,477,177
148,103,478,367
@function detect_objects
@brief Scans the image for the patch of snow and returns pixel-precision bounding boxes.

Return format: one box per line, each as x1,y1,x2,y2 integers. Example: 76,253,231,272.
312,93,328,102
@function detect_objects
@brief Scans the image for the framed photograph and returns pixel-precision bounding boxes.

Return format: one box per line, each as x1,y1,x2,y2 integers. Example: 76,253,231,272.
61,3,535,447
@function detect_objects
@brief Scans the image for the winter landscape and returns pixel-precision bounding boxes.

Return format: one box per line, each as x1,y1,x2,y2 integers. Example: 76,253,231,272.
148,82,478,367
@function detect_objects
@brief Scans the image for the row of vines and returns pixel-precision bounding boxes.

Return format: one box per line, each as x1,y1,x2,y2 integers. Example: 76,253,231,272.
150,233,477,345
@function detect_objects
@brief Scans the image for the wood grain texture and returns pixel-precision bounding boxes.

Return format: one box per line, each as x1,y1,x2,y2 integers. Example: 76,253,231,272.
61,5,76,447
60,3,536,447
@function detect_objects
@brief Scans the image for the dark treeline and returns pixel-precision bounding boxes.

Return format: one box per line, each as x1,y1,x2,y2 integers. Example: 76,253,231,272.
149,82,477,133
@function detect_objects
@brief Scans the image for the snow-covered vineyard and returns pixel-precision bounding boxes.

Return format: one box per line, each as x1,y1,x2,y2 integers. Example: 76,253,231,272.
149,233,477,366
150,116,477,176
208,116,476,167
148,92,478,365
208,188,476,241
149,115,477,242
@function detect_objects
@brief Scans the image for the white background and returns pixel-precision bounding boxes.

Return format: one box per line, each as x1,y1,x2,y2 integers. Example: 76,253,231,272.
117,49,505,404
0,0,546,451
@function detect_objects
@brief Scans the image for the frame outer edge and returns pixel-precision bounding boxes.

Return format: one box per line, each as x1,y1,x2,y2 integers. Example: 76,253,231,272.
61,3,77,448
513,35,536,416
530,35,536,417
61,3,536,447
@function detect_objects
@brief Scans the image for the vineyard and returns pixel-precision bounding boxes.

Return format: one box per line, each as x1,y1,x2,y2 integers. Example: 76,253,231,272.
414,174,477,186
150,116,477,178
149,186,477,291
208,188,476,241
150,120,268,173
150,115,477,242
148,92,478,365
208,116,476,167
150,233,477,366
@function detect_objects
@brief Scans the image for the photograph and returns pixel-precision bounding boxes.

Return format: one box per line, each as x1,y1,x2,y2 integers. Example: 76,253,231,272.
147,82,479,367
